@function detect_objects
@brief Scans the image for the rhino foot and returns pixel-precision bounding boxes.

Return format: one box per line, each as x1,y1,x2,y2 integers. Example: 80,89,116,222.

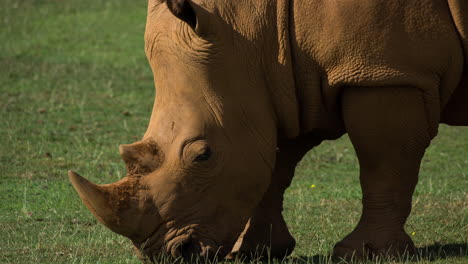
333,228,416,261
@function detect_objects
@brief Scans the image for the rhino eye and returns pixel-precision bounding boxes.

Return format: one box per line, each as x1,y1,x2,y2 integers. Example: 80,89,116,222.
193,147,211,162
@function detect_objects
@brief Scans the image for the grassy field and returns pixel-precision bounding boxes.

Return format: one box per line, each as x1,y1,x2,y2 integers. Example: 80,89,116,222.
1,1,466,263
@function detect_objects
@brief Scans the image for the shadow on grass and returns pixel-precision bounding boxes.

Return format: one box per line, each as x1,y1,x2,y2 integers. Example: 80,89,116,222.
416,243,467,261
288,243,468,263
146,243,468,264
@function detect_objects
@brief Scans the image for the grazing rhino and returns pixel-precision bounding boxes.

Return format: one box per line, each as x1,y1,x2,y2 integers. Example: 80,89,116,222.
69,0,468,262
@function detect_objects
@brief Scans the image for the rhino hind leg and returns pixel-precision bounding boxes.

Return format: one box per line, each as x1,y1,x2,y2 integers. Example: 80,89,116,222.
229,137,321,260
334,86,434,259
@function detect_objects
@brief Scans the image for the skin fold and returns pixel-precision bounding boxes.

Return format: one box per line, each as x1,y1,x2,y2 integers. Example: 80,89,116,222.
69,0,468,262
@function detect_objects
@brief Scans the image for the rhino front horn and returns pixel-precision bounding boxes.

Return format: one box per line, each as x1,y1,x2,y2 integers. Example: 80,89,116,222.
68,171,116,226
68,170,138,237
68,170,158,241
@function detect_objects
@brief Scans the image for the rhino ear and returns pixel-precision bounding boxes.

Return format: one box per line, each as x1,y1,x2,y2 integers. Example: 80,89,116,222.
166,0,197,29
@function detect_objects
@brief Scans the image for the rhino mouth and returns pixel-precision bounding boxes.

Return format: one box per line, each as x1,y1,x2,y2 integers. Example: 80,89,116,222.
176,237,222,263
137,225,222,262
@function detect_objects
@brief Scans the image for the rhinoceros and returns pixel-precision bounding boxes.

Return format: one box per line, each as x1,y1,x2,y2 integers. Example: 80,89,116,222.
68,0,468,262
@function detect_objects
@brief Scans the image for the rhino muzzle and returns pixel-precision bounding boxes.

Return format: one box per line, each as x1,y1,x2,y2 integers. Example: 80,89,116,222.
68,170,225,262
177,239,220,263
163,235,222,263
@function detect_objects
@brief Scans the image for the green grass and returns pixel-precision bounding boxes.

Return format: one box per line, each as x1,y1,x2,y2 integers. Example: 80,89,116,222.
0,1,466,263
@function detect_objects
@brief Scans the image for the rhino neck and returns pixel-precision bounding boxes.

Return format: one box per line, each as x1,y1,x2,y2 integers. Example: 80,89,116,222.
268,0,346,140
274,0,346,139
262,0,301,139
221,0,301,138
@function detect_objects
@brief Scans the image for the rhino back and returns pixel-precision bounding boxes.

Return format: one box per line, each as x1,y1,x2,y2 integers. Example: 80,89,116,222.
290,0,464,134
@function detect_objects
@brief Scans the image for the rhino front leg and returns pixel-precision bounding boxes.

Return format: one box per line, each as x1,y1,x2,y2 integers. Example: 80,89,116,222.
230,137,320,259
334,86,434,259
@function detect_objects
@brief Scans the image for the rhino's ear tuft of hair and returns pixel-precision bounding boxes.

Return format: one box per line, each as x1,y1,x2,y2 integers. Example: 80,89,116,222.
166,0,197,29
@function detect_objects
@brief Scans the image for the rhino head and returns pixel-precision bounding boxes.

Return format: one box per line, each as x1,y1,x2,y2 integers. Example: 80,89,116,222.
69,0,292,261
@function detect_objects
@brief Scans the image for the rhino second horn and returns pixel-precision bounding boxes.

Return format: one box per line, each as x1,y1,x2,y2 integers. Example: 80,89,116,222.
119,144,138,163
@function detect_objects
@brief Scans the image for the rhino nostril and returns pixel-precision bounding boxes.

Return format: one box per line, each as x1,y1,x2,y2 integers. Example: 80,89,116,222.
180,241,196,263
180,240,202,263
